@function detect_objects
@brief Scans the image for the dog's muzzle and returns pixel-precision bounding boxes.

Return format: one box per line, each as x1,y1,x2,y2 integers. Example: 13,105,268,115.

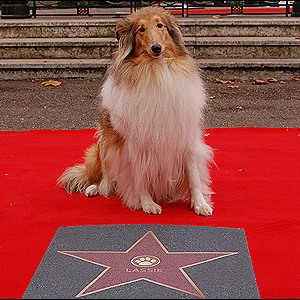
151,44,162,56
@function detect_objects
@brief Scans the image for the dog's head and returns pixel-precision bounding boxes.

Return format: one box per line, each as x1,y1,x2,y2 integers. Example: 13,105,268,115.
115,6,188,64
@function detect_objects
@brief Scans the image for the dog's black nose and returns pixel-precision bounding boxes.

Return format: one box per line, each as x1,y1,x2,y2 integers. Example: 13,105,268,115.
151,44,162,56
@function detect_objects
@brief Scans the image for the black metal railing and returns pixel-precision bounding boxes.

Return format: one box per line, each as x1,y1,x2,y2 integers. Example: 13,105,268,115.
31,1,136,17
0,1,296,18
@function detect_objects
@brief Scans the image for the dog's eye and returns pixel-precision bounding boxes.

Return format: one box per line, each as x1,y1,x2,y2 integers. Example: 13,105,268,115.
157,23,163,28
139,27,145,32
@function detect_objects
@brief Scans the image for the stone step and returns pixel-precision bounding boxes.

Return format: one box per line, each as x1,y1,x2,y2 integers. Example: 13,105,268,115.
0,19,117,38
180,18,300,37
1,17,300,38
0,37,115,59
1,58,299,80
1,36,299,59
188,36,300,59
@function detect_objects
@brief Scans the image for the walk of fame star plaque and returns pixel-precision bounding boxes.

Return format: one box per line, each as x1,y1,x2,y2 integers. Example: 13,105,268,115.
23,225,260,299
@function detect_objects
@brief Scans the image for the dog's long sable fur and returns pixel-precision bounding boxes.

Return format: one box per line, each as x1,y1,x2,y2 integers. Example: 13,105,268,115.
58,6,214,216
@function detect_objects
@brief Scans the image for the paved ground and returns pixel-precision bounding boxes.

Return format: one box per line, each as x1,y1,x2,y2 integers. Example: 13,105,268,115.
1,71,299,131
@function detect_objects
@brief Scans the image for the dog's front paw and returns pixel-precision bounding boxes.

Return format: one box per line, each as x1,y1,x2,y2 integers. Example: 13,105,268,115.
142,202,162,215
193,204,213,217
85,184,98,197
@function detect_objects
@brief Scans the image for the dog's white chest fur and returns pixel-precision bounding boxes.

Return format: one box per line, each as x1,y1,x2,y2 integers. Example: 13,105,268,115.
100,64,208,202
102,67,206,146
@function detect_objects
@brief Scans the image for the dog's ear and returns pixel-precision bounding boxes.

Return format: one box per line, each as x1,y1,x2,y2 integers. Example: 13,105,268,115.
115,17,137,65
162,13,189,55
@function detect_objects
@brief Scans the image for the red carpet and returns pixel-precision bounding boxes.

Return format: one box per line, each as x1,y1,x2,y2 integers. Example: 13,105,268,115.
1,128,299,299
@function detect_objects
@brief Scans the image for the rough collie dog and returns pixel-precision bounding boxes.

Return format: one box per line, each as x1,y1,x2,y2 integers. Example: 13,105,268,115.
58,6,213,216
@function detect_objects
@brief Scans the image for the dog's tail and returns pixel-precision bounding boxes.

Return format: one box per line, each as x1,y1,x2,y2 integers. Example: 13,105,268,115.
57,164,90,194
57,142,103,195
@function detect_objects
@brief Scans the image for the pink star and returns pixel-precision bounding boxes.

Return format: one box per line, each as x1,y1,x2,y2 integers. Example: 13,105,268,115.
59,231,237,298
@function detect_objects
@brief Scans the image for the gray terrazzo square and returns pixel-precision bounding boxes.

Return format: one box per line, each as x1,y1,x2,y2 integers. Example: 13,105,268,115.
23,224,260,299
